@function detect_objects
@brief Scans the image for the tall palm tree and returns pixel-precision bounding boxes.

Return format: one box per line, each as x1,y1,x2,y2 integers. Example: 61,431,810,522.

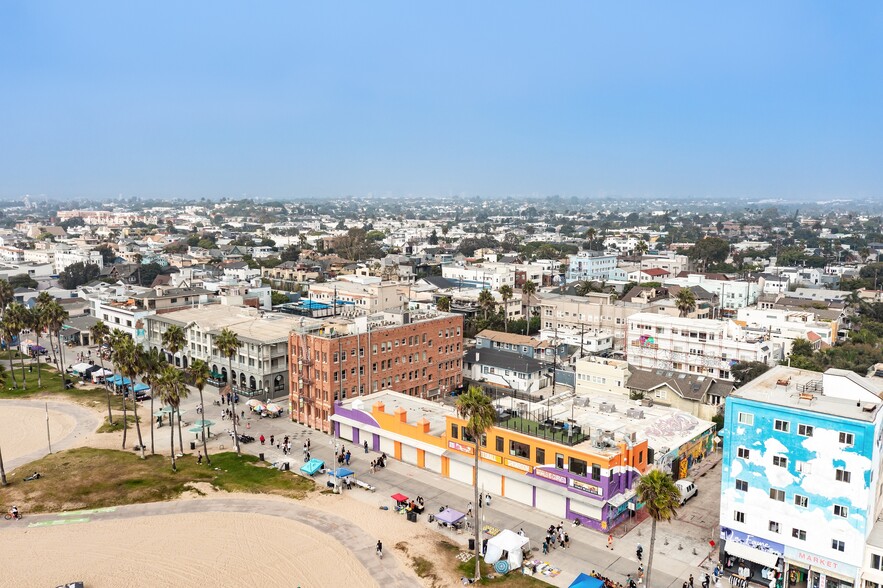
35,291,54,369
0,313,18,390
90,320,113,425
521,280,537,323
455,386,497,581
215,327,242,455
5,303,28,386
636,470,681,588
45,301,69,374
436,296,451,313
109,329,129,447
26,305,45,388
675,288,697,318
635,240,649,256
498,285,513,332
0,363,8,485
189,358,212,464
157,365,182,471
586,227,597,251
116,334,146,457
477,288,495,321
161,324,188,454
139,346,166,455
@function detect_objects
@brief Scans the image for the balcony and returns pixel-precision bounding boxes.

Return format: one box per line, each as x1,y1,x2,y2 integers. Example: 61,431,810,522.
495,412,588,447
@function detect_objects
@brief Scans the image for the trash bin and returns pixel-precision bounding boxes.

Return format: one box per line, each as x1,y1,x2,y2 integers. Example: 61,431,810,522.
259,452,264,461
468,538,475,551
407,511,418,523
190,441,196,450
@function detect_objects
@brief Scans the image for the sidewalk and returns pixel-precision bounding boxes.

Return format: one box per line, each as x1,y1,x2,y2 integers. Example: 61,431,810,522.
208,402,714,588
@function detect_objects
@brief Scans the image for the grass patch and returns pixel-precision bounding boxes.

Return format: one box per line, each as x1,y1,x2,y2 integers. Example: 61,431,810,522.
3,447,315,513
413,556,435,578
97,414,138,433
0,350,26,360
0,364,126,410
456,557,550,587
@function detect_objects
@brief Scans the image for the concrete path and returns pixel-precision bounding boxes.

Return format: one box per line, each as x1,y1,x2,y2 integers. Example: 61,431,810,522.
1,398,102,471
15,497,416,588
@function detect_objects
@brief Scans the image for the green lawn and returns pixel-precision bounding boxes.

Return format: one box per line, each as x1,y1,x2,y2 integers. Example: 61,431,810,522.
457,555,550,586
0,363,125,410
3,448,315,513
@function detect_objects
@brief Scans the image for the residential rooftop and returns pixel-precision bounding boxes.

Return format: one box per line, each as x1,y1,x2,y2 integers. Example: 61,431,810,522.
150,305,303,344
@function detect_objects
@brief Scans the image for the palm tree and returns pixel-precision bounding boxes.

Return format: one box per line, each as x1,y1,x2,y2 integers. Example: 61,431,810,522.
477,289,495,321
90,320,113,425
0,363,7,485
455,386,497,581
161,324,188,453
26,305,45,388
0,313,18,390
436,296,451,313
215,327,242,455
675,288,697,318
109,329,129,447
139,346,166,455
521,280,537,323
35,292,55,369
44,301,69,374
586,227,597,251
635,240,649,256
116,334,146,458
5,303,28,386
189,358,212,464
574,280,592,297
636,470,681,588
498,285,513,332
157,365,182,471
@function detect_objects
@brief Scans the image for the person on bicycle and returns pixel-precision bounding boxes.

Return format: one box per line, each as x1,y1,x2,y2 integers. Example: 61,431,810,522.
11,505,19,519
376,540,383,558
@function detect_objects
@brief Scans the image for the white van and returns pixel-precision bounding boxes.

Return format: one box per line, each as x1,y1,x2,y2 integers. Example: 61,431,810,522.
675,479,697,505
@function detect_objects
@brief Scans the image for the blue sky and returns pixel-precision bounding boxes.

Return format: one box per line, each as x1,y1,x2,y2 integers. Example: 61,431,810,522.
1,2,882,200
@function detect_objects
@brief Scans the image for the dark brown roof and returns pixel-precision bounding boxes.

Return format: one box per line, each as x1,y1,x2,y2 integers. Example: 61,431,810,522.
627,367,734,401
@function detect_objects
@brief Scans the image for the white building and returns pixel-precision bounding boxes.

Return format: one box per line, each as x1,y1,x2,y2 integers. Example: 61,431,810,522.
736,307,838,354
442,263,516,290
574,356,630,396
565,251,618,282
626,312,779,381
663,274,760,311
54,248,104,274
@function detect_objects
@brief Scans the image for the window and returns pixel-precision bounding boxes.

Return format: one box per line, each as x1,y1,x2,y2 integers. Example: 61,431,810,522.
480,434,487,447
451,424,458,439
569,458,587,477
769,521,780,533
836,469,852,483
738,412,754,425
734,511,745,523
769,489,785,502
872,554,883,571
839,432,855,446
832,540,845,552
792,528,807,541
773,456,788,468
774,420,790,433
735,479,748,492
834,504,848,518
796,461,811,474
798,424,813,437
591,464,601,481
509,440,530,459
555,453,564,469
495,436,503,452
794,495,808,508
536,448,545,465
737,447,750,459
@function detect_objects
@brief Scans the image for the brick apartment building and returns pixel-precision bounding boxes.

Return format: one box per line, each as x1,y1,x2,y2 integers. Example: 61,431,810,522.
289,309,464,432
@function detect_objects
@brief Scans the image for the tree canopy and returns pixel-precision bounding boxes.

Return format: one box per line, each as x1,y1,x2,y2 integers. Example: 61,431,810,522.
58,262,101,289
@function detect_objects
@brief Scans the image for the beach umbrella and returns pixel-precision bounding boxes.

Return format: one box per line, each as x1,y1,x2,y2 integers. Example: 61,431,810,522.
391,493,409,503
266,403,283,412
246,399,263,408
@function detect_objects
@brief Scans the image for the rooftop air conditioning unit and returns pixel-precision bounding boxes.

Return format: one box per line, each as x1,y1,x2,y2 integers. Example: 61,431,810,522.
599,402,616,413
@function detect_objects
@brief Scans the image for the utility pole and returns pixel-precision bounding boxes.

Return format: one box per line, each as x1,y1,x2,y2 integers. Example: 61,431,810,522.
45,402,52,454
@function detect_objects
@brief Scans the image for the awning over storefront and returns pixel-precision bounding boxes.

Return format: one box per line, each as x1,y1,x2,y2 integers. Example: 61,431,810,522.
726,541,779,568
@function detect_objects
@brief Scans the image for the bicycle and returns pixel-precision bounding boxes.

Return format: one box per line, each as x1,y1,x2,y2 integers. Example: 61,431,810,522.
4,511,22,520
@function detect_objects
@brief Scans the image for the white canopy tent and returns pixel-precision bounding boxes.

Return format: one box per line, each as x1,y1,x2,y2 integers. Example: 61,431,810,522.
483,529,530,570
70,363,92,375
90,368,113,383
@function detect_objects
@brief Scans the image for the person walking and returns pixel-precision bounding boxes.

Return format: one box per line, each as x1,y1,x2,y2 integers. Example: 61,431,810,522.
363,440,369,453
607,534,614,550
259,434,265,445
269,434,274,446
197,452,203,465
636,543,643,561
345,450,351,466
689,575,694,588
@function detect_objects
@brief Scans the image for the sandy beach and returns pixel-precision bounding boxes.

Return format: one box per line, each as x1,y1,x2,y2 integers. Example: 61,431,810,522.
0,402,77,464
0,511,380,588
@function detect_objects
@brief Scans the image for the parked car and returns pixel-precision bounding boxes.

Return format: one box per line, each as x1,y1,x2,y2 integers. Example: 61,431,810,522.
675,479,697,505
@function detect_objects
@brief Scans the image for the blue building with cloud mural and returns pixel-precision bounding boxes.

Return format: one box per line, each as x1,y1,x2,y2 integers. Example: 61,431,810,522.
719,366,883,588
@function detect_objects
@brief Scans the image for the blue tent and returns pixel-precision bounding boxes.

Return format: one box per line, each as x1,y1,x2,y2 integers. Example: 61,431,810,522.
328,468,354,478
133,383,150,392
300,459,324,476
570,574,605,588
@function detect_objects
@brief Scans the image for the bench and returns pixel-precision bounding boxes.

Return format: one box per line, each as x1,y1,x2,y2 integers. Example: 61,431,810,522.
354,480,376,492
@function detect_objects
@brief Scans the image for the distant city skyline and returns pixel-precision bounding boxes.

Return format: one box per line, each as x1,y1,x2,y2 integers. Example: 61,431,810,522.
1,2,882,200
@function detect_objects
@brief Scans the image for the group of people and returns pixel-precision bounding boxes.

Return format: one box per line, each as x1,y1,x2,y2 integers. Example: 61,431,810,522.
220,392,240,405
336,447,351,466
541,522,570,553
590,569,624,588
219,408,241,424
465,493,492,517
369,452,388,473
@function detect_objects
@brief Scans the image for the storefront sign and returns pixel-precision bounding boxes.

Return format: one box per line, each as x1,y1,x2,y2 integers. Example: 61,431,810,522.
480,451,502,463
448,440,473,454
721,527,784,556
784,547,856,577
506,459,531,472
571,479,603,496
534,468,567,484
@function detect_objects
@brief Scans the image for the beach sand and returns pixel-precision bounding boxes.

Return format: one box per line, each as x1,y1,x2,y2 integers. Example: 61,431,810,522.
0,402,77,463
0,511,380,588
